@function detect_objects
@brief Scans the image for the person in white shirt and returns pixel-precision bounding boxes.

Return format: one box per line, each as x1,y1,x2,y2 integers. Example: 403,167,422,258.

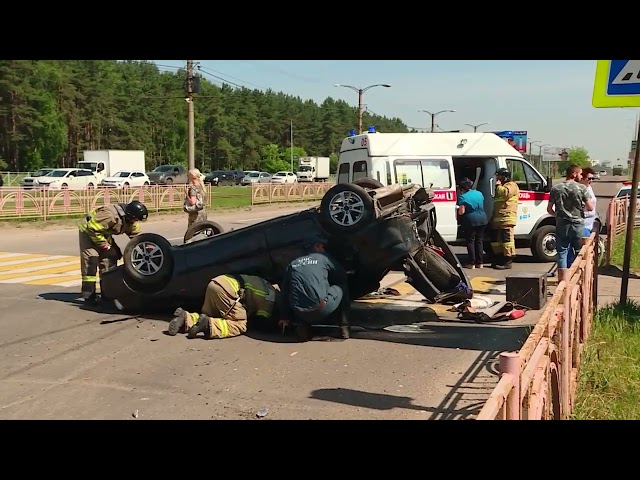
579,167,597,237
566,167,597,267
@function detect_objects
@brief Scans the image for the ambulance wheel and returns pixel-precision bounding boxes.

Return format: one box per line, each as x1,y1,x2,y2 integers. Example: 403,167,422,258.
123,233,174,287
531,225,558,262
352,178,384,190
320,183,375,235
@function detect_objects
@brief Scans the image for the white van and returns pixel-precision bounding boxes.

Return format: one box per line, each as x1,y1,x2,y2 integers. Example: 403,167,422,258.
336,131,558,262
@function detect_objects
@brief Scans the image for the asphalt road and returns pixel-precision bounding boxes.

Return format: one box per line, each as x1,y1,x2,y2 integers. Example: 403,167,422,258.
0,178,623,420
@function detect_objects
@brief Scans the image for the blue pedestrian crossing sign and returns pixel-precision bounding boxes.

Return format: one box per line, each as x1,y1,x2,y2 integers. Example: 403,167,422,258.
593,60,640,108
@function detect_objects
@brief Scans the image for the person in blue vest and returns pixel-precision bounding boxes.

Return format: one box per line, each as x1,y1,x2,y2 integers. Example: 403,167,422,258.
456,177,488,269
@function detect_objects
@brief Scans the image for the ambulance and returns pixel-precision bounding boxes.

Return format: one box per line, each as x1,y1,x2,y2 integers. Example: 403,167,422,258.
335,130,558,262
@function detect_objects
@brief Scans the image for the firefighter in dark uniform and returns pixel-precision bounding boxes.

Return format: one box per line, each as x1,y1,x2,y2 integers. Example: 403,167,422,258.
78,201,148,302
279,234,351,342
167,273,282,339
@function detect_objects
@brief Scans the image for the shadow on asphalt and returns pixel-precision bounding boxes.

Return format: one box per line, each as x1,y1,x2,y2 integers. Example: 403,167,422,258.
598,265,640,280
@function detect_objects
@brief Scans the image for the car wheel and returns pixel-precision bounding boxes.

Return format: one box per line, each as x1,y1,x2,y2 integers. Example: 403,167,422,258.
165,178,173,185
319,183,376,235
144,181,149,186
123,233,174,286
183,220,225,244
416,246,461,291
352,178,384,190
531,225,557,262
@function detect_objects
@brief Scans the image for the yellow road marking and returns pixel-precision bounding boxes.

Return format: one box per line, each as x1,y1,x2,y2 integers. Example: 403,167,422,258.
24,273,86,286
0,257,78,272
0,263,80,280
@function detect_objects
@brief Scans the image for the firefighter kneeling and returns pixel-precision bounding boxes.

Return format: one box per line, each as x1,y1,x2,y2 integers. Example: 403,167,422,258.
78,201,149,303
167,274,281,340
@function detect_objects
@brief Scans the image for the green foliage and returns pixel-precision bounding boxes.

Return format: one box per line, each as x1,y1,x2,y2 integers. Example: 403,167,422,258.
558,146,591,174
0,60,410,173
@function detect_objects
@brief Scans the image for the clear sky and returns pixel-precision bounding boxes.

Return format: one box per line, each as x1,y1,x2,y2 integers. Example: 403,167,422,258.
153,60,639,164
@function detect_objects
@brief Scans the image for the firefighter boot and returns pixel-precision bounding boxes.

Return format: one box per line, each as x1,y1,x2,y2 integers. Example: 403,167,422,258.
339,309,351,340
167,308,191,336
81,282,98,304
495,256,514,270
491,254,504,269
187,314,212,339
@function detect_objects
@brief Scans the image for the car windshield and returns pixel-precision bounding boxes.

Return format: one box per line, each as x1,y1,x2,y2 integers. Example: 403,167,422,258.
46,170,69,178
113,171,131,178
32,169,52,177
153,166,174,172
298,166,312,172
274,172,286,176
617,189,640,197
248,173,260,178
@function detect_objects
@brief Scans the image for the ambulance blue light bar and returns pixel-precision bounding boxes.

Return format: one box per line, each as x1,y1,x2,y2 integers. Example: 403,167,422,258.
349,129,356,136
368,126,376,133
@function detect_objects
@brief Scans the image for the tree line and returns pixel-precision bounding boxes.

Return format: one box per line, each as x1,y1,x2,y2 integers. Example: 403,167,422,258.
0,60,410,174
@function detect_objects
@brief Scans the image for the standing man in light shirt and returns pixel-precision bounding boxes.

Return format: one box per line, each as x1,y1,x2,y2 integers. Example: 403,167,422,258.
567,167,598,267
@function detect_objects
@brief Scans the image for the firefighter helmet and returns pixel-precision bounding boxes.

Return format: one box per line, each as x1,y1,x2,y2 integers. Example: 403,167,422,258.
125,200,148,222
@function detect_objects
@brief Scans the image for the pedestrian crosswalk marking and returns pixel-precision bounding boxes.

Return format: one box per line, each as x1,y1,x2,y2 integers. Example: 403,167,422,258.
0,251,83,287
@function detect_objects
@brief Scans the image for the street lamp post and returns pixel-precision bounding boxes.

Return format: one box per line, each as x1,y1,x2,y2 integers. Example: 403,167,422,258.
464,122,490,132
529,140,542,169
334,83,391,134
539,144,550,177
419,109,456,132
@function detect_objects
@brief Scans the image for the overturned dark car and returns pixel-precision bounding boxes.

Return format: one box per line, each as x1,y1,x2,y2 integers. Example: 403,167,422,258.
100,179,473,314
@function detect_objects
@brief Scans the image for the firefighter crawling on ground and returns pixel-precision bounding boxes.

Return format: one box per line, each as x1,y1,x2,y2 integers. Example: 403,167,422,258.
166,274,282,340
78,201,149,304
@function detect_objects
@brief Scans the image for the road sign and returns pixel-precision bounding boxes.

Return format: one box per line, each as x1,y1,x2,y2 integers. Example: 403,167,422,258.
593,60,640,108
543,147,570,162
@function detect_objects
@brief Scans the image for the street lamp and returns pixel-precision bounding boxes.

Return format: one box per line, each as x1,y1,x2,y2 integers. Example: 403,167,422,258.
529,140,542,169
334,83,391,134
419,109,456,132
464,122,490,132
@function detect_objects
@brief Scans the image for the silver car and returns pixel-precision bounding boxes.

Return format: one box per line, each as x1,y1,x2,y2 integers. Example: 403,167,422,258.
240,171,261,186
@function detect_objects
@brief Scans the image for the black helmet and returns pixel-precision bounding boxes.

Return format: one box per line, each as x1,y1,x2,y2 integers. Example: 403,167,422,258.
496,168,511,180
124,200,148,222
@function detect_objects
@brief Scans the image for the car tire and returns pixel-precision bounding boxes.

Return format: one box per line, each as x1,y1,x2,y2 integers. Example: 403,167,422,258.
183,220,225,244
417,246,461,291
123,233,174,286
352,178,384,190
319,183,376,235
531,225,558,262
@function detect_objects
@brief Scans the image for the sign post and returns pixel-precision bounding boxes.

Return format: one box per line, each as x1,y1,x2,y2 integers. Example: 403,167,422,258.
593,60,640,304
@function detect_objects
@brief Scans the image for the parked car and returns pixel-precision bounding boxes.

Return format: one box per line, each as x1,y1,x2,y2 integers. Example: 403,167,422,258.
99,180,472,314
271,171,297,184
147,165,189,185
100,170,150,189
240,171,261,186
37,168,99,190
204,170,236,186
20,168,56,189
258,172,273,183
606,181,640,227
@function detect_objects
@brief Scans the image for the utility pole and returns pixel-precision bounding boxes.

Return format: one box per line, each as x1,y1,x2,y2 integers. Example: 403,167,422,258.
621,115,640,304
290,120,294,172
186,60,195,171
335,83,391,134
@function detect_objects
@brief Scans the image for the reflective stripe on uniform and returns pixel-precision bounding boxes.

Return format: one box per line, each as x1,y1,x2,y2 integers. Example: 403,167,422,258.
217,318,230,337
222,275,240,296
82,275,97,283
244,282,267,298
255,309,271,318
79,211,109,245
131,222,141,235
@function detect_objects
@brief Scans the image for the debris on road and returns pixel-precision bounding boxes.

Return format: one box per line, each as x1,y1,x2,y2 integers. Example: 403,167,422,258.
132,410,139,419
256,408,268,418
290,351,298,357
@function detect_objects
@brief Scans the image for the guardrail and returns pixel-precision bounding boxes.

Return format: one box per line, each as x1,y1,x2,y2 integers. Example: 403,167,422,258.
605,196,640,266
251,182,333,205
476,233,598,420
0,185,213,220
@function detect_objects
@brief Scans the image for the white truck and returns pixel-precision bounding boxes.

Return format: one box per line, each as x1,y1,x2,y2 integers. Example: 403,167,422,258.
76,150,146,183
296,156,330,182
